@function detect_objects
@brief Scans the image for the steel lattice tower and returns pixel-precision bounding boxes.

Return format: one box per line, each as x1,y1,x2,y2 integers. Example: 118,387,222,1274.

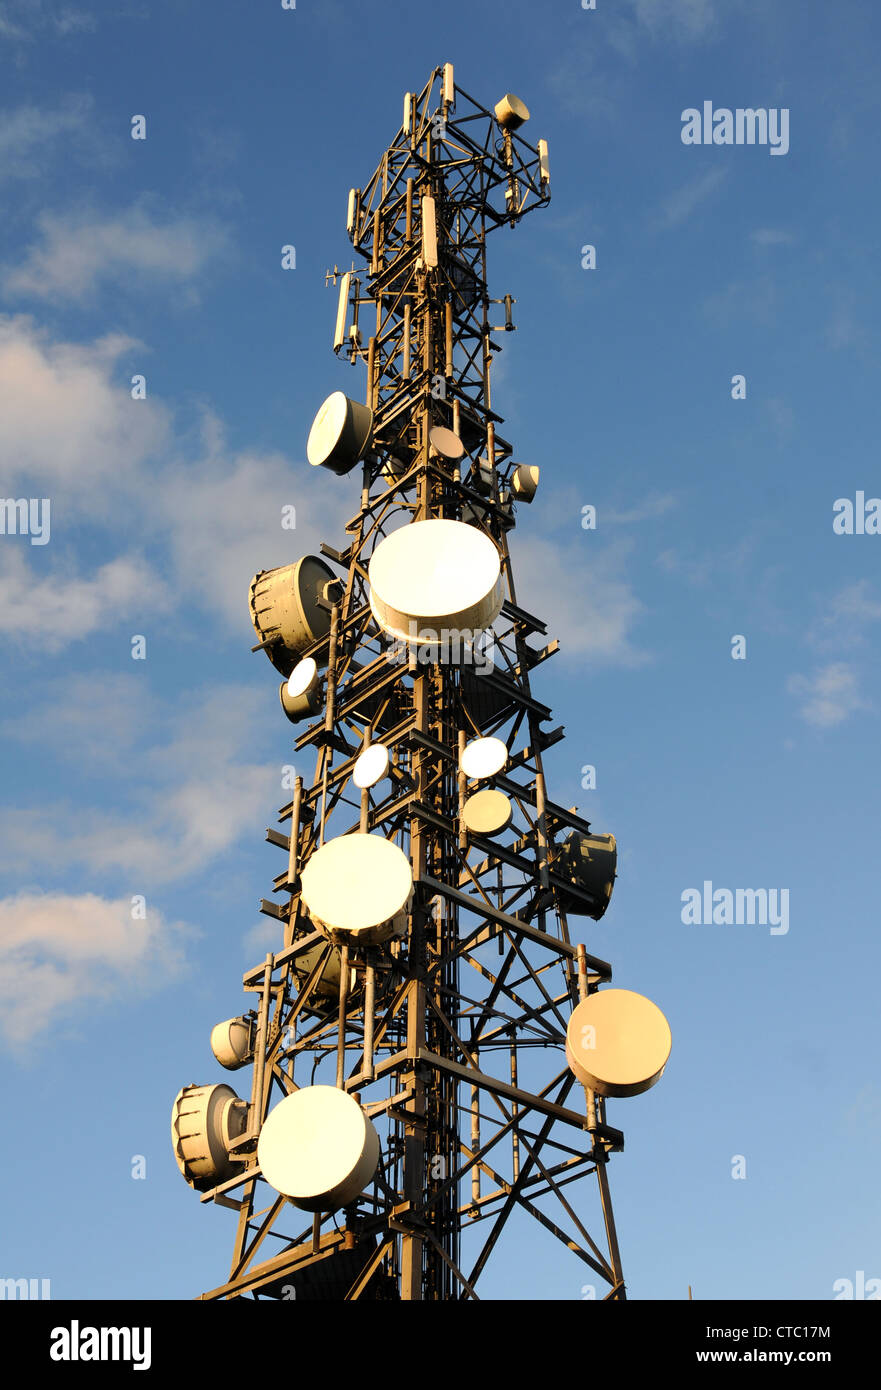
175,65,652,1303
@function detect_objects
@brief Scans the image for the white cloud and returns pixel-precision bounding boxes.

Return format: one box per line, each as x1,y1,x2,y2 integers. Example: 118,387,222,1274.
0,318,346,642
510,531,648,667
0,685,278,884
787,663,870,727
0,3,95,40
0,315,168,498
0,550,171,650
156,427,350,630
809,580,881,651
627,0,716,37
654,167,727,231
0,892,190,1049
604,492,677,524
0,96,94,182
750,228,794,246
3,202,229,301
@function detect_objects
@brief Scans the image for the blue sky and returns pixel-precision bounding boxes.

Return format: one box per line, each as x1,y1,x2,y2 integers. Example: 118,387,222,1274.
1,0,879,1301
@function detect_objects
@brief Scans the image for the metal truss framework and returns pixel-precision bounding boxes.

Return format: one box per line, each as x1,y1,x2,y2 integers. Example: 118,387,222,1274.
198,65,627,1302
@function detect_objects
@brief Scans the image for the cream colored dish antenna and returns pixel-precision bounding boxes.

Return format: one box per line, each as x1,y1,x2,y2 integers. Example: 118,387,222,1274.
307,391,373,475
368,518,503,643
257,1086,380,1211
462,789,513,836
299,832,413,942
565,990,671,1098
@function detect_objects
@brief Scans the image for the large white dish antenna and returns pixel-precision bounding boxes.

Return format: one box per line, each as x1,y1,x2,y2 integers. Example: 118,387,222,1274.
565,990,672,1098
368,519,503,643
460,736,507,780
299,832,413,942
258,1086,380,1211
353,742,389,789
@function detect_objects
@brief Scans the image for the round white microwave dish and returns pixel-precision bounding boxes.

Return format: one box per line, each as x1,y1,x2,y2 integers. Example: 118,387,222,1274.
299,832,413,942
353,742,389,789
257,1085,380,1211
565,989,672,1098
368,518,503,643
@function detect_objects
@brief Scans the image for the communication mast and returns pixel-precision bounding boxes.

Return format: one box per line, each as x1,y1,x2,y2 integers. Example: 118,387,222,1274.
171,64,671,1301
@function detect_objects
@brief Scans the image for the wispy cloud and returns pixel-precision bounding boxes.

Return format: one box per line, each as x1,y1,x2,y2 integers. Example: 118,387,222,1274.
653,167,727,231
511,530,648,667
625,0,717,39
155,425,350,631
0,892,190,1050
809,581,881,651
787,662,870,727
0,551,171,650
764,397,795,443
845,1082,881,1135
0,2,95,41
2,201,230,301
0,95,95,182
0,686,277,884
1,672,157,766
750,227,794,246
703,274,778,326
825,290,863,351
604,492,677,524
0,315,168,496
